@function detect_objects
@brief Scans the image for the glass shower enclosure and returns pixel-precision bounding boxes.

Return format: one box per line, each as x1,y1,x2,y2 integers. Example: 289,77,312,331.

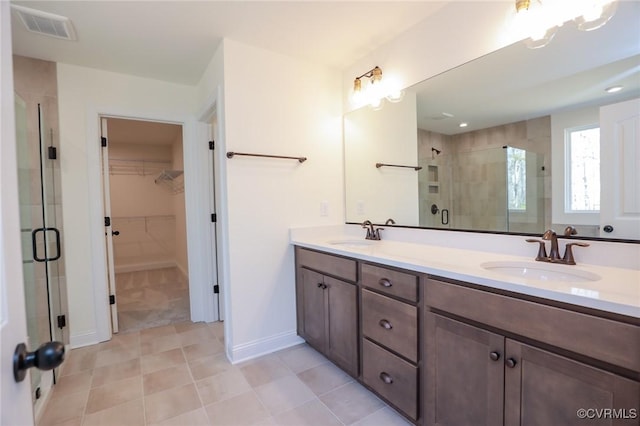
14,93,68,411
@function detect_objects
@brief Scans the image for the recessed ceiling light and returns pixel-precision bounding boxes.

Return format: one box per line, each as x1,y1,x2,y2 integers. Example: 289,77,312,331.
441,112,454,118
459,122,468,128
605,85,623,93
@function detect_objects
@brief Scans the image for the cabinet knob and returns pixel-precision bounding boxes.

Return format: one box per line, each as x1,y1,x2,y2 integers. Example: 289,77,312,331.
379,372,393,384
378,319,393,330
379,278,392,288
505,358,517,368
489,351,500,361
317,282,323,288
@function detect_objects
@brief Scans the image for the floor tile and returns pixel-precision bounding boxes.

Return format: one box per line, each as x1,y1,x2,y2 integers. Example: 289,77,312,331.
274,399,343,426
141,348,186,374
85,376,143,414
143,364,192,395
91,358,141,388
60,347,98,376
254,375,315,416
94,346,140,368
53,371,92,396
177,326,217,346
148,407,210,426
188,352,233,381
144,383,202,424
96,331,140,352
39,391,87,426
81,398,144,426
239,355,292,388
140,334,182,356
352,406,412,426
297,362,353,396
182,339,224,362
173,321,207,334
320,382,384,425
278,344,327,374
204,391,272,426
196,368,252,405
139,325,177,343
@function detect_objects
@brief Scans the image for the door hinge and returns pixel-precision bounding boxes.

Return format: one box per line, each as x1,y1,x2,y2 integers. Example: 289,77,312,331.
209,140,215,150
211,213,217,223
57,314,66,329
213,284,220,294
101,137,107,147
109,295,115,305
48,146,57,160
105,217,111,227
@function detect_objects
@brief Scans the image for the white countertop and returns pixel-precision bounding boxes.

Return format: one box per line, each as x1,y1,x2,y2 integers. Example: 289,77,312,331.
290,227,640,320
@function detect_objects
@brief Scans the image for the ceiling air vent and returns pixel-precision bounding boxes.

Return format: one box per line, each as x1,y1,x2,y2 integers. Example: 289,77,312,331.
11,5,76,41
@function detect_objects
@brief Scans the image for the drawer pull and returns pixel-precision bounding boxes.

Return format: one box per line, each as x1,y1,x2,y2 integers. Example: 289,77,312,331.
505,358,517,368
489,351,500,361
379,372,393,384
378,319,393,330
379,278,392,288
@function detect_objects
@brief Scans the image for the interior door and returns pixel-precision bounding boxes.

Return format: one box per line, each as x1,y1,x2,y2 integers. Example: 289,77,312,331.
1,3,35,419
100,118,118,333
600,98,640,239
208,117,221,320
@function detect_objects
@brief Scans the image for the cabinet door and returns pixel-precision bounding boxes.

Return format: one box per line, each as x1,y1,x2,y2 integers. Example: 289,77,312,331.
425,313,504,426
325,275,358,377
300,268,326,351
505,340,640,426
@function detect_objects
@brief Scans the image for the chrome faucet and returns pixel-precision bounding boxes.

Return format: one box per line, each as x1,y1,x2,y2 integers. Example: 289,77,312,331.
362,220,384,240
526,228,589,265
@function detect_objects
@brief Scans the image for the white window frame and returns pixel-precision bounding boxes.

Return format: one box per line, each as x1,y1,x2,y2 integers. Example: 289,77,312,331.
551,107,600,226
564,124,600,214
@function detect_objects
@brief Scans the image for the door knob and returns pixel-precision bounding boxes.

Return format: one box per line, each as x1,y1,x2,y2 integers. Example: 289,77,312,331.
13,342,65,383
112,230,120,236
603,225,614,233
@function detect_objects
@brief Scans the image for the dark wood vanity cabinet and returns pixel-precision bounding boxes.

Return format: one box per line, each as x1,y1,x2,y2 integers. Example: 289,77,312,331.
295,248,358,377
360,263,421,422
425,277,640,426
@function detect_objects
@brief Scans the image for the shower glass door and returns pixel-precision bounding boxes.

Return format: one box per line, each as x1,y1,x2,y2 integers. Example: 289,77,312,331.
14,93,67,409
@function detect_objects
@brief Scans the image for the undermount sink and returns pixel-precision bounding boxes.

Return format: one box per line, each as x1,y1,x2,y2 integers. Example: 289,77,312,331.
328,239,376,249
481,261,601,282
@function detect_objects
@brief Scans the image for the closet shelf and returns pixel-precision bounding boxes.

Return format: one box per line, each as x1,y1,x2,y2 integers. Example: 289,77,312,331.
109,158,172,176
155,170,184,194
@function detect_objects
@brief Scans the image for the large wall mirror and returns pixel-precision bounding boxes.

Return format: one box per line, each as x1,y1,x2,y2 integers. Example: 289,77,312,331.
344,1,640,241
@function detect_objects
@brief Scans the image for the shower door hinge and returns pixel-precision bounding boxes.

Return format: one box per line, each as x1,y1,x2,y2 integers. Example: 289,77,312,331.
211,213,217,223
213,285,220,294
209,140,215,150
57,314,66,329
105,216,111,227
101,137,107,147
109,295,116,305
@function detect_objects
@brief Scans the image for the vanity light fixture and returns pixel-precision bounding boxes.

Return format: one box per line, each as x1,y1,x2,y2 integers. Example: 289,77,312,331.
605,85,623,93
352,66,405,109
513,0,618,49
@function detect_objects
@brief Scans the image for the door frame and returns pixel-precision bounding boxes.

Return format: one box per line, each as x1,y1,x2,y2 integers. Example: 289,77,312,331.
86,106,217,344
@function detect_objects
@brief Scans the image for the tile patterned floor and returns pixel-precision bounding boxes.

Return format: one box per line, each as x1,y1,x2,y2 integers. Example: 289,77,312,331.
40,322,411,426
115,268,190,333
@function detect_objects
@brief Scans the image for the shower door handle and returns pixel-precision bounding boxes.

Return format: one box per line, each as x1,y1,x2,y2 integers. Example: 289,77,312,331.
441,209,449,225
31,227,61,262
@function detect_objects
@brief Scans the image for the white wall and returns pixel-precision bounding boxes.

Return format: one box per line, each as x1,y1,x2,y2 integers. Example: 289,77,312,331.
56,63,196,346
197,39,344,361
344,92,419,225
172,135,189,276
342,1,519,111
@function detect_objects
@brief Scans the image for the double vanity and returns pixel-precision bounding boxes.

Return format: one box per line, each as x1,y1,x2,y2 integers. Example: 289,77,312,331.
292,227,640,425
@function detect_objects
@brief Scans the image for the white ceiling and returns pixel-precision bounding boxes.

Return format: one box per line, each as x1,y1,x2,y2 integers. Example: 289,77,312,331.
10,1,450,85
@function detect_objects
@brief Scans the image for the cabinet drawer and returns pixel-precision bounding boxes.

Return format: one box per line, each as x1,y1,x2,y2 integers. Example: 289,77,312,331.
362,263,418,302
296,247,357,282
427,278,640,372
362,289,418,362
362,339,418,420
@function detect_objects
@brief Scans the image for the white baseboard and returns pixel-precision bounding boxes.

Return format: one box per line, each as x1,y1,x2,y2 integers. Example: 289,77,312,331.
229,330,304,364
69,330,102,349
114,260,176,274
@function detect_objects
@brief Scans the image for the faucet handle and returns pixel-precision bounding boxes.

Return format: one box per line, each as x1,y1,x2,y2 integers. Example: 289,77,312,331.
374,228,384,240
526,239,548,261
563,226,577,237
562,242,590,265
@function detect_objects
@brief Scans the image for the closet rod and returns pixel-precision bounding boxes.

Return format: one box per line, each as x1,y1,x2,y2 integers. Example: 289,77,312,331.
376,162,422,171
226,152,307,163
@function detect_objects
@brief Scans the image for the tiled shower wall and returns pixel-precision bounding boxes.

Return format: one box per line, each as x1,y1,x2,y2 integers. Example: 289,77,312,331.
418,116,551,232
13,55,69,345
